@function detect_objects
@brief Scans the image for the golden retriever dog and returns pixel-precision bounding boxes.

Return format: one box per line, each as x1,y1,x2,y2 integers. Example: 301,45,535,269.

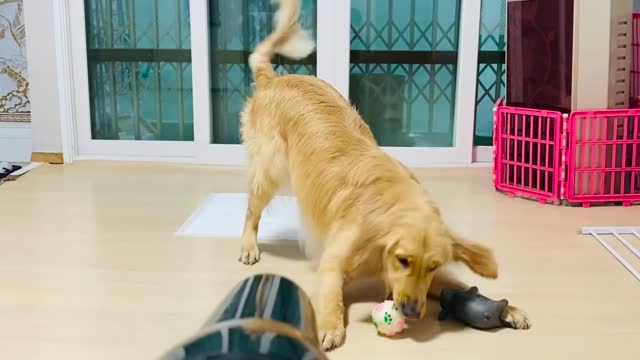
238,0,531,350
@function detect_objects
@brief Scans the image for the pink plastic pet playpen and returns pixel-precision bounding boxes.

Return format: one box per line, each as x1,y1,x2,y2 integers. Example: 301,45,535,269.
493,102,640,207
493,3,640,207
631,13,640,104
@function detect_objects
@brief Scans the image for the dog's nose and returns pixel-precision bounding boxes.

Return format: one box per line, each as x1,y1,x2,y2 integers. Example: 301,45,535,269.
401,302,421,319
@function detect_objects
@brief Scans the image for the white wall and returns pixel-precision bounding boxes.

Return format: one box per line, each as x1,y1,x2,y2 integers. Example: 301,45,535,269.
23,0,63,154
0,122,31,162
572,0,612,110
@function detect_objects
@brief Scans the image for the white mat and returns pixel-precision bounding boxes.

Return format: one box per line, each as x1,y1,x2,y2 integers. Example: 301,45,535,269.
176,193,301,241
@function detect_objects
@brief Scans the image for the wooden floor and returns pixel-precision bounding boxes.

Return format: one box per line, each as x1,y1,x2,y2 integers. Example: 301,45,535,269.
1,161,640,359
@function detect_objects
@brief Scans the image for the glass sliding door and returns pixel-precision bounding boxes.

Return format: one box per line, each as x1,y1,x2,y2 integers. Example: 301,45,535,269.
208,0,317,145
84,0,193,142
474,0,506,147
188,0,318,164
348,0,480,166
70,0,481,165
350,0,461,147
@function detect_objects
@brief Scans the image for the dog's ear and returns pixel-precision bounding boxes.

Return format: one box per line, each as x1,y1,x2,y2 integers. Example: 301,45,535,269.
447,230,498,279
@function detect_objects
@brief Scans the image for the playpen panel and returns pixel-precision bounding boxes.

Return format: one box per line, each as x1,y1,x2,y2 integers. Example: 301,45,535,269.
494,106,563,202
631,14,640,104
567,110,640,206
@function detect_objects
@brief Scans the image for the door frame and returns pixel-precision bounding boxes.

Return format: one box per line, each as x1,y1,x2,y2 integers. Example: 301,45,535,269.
56,0,484,167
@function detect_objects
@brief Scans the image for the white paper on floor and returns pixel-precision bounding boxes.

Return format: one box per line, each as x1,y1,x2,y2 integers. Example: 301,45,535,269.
176,193,301,241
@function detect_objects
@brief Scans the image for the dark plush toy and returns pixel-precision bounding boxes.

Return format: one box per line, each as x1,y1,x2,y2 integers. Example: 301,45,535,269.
438,286,508,330
0,162,21,180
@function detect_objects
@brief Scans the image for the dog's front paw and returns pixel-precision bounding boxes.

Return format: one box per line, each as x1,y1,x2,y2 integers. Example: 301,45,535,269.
318,324,345,351
239,243,260,265
501,305,531,330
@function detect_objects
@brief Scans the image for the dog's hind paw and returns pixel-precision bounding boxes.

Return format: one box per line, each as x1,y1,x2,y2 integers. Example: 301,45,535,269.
501,305,531,330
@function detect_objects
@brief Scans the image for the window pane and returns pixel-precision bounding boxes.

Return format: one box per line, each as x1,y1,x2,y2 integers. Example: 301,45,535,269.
350,0,461,147
209,0,317,144
474,0,506,146
85,0,193,141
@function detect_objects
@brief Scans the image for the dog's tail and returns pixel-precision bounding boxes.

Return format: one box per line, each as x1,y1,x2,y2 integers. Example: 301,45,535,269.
248,0,315,89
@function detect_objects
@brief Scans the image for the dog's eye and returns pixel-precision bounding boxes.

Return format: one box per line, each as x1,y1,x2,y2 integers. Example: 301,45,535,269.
397,256,410,269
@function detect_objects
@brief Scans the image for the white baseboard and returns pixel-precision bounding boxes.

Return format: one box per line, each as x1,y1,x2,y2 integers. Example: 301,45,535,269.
0,122,32,162
473,146,493,163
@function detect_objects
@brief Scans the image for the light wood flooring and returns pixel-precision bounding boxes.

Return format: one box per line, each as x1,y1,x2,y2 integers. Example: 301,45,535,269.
1,161,639,359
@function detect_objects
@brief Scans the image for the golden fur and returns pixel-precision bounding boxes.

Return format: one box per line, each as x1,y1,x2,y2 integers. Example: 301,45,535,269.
238,0,530,350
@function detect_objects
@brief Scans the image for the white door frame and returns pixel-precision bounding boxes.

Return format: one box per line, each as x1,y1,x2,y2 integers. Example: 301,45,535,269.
192,0,355,165
64,0,196,162
57,0,484,167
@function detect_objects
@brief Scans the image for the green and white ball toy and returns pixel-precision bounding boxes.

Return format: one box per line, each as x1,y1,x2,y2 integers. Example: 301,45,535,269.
371,300,407,336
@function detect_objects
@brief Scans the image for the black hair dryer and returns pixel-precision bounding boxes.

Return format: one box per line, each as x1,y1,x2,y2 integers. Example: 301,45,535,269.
160,273,328,360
